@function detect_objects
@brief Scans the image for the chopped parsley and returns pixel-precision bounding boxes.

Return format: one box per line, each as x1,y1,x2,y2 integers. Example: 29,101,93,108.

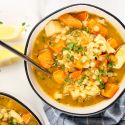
67,42,75,50
108,61,116,68
106,54,110,60
81,75,88,80
49,41,55,46
83,27,89,33
66,42,84,53
61,64,65,70
99,82,105,89
70,79,73,84
66,54,74,62
9,117,14,125
98,68,107,75
64,78,68,83
96,75,101,82
22,22,26,26
66,28,75,34
78,79,83,85
74,45,83,53
0,21,3,24
53,60,59,67
70,55,74,62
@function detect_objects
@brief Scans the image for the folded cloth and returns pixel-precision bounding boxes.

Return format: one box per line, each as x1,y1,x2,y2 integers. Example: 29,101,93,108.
44,93,125,125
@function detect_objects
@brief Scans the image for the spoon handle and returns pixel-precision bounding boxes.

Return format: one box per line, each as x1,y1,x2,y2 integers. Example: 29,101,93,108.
0,40,50,76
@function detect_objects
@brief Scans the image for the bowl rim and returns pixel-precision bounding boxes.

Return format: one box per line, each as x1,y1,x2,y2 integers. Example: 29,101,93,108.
24,3,125,116
0,92,42,125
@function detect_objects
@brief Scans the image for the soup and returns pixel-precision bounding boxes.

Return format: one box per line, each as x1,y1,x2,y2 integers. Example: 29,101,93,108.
0,95,39,125
31,11,125,107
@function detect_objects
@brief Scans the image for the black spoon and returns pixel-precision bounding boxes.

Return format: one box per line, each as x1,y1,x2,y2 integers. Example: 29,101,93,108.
0,40,51,77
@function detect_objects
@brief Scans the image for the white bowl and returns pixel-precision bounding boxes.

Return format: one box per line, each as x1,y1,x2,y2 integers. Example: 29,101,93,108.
24,4,125,116
0,92,42,124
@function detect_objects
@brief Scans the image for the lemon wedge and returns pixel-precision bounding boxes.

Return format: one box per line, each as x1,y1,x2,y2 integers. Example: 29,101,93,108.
0,24,23,41
0,45,24,67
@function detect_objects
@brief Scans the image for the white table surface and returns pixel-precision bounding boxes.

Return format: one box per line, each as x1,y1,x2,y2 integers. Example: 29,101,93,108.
0,0,125,125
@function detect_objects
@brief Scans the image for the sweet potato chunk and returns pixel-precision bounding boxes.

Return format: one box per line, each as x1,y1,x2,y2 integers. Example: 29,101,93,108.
88,19,108,37
73,11,88,21
38,49,53,69
101,83,119,98
53,70,65,84
107,38,119,49
59,14,82,28
71,70,82,80
49,39,65,54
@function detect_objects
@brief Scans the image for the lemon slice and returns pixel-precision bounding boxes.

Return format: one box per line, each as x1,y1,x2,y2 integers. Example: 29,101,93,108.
0,45,24,67
114,44,125,69
0,24,23,41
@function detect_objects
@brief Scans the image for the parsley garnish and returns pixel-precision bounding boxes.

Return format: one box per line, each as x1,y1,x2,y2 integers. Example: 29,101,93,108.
96,75,101,82
78,79,83,85
9,117,14,125
106,54,110,60
83,27,89,33
0,21,3,24
22,22,26,26
49,41,55,46
66,28,74,34
82,75,87,80
53,60,59,67
70,55,74,62
108,61,116,68
70,79,73,84
99,82,105,89
67,42,75,50
98,67,107,75
64,78,68,83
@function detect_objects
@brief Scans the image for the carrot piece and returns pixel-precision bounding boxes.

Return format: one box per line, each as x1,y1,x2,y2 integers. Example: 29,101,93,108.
53,70,65,84
101,83,119,98
38,49,53,69
1,122,8,125
107,38,118,49
49,39,65,54
22,113,32,124
73,11,88,21
71,70,82,80
59,14,82,28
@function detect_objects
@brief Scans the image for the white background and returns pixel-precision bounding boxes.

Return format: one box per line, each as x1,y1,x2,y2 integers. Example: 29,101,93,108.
0,0,125,125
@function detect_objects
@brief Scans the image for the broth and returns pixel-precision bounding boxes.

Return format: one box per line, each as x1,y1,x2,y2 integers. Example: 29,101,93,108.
31,12,125,107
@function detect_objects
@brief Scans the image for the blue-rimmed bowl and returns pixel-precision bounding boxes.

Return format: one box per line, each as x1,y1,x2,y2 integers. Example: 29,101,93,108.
24,4,125,116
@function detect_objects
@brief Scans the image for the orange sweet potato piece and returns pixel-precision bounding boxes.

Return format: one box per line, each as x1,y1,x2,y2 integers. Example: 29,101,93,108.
71,70,82,80
22,113,32,124
1,122,8,125
88,19,108,37
73,11,88,21
49,39,65,54
101,83,119,98
74,60,83,69
53,70,66,84
107,38,119,49
59,14,82,28
38,49,53,69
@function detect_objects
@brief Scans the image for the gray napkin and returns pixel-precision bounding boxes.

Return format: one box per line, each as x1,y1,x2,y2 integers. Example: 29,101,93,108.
44,93,125,125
